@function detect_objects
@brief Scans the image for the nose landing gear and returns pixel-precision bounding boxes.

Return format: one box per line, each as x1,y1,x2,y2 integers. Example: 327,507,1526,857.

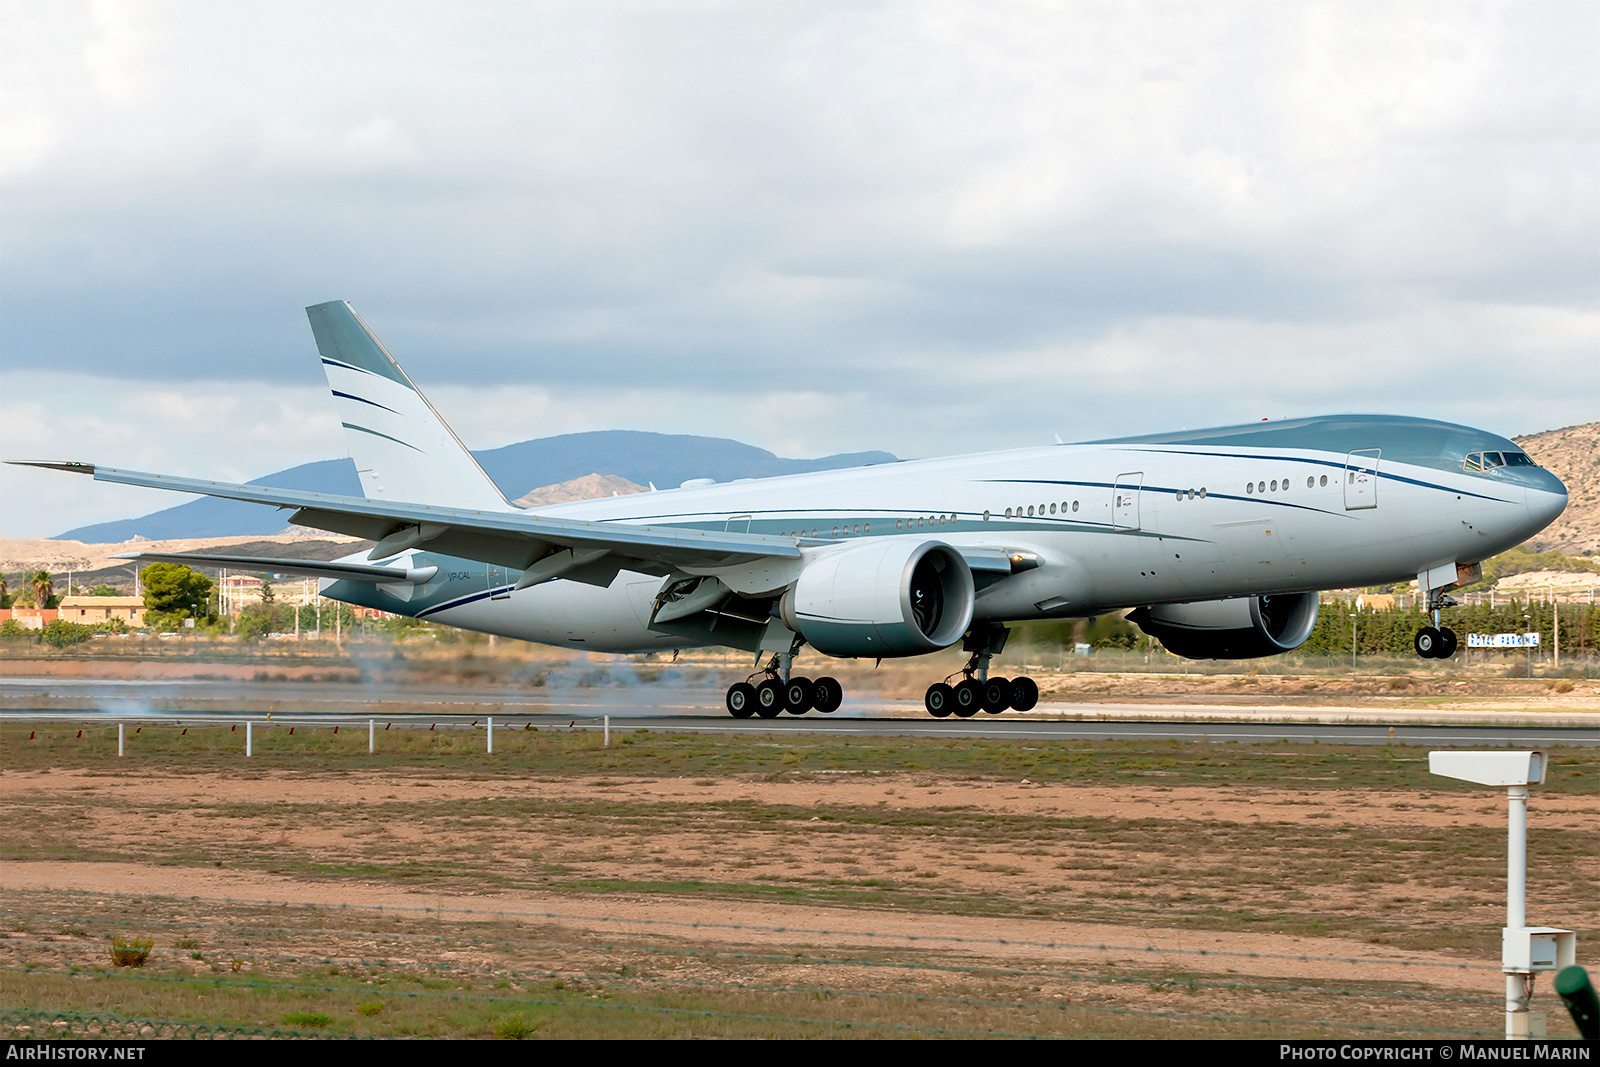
1414,584,1460,659
1415,625,1458,659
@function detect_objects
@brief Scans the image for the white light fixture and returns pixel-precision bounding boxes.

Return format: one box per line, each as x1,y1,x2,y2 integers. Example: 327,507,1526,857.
1429,750,1575,1039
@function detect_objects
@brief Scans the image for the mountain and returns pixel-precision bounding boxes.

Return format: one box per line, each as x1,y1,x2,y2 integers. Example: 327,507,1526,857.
473,431,894,492
513,474,648,509
56,459,363,543
1516,422,1600,554
53,431,898,541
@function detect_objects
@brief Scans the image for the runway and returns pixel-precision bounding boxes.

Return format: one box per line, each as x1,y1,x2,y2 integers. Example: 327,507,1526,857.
2,676,1595,746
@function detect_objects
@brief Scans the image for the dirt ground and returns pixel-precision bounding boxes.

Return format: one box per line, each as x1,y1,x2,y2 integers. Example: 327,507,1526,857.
2,731,1595,1038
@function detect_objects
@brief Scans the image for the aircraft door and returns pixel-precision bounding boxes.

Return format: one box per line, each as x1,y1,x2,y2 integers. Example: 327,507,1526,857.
489,564,510,600
1214,519,1285,580
1112,473,1142,531
1344,450,1380,510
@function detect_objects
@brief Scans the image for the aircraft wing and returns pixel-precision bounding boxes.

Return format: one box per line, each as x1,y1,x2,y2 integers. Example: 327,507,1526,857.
15,462,800,584
108,551,440,586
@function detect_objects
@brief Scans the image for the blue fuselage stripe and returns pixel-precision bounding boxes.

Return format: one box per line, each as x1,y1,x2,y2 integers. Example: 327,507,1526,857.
1113,448,1515,503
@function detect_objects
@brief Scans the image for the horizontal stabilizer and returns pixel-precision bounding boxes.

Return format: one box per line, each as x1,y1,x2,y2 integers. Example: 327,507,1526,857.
8,460,97,475
112,552,438,585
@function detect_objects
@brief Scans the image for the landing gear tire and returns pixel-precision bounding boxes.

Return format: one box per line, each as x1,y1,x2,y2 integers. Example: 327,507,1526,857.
726,682,757,719
1009,676,1039,712
784,677,815,714
813,676,843,713
1415,627,1442,659
755,679,785,718
981,677,1011,713
1438,627,1458,659
953,679,982,717
925,683,954,718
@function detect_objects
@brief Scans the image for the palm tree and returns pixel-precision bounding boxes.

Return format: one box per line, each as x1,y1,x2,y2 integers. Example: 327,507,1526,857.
30,570,54,610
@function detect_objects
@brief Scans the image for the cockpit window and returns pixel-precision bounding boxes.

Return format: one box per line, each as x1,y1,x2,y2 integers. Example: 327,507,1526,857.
1465,450,1537,472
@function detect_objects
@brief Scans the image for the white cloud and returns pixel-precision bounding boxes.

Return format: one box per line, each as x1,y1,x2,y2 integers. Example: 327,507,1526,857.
0,2,1595,537
0,374,343,538
82,0,164,107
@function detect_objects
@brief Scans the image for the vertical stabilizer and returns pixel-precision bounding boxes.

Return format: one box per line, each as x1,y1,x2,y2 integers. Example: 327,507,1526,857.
307,301,512,511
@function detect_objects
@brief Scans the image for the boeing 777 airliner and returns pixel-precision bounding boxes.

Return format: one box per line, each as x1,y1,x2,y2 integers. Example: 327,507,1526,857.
17,301,1568,718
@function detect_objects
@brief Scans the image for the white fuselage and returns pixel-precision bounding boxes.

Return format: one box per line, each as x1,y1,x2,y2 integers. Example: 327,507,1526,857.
330,425,1565,656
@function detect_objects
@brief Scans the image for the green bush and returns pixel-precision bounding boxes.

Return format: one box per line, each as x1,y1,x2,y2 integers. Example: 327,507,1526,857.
38,619,100,648
0,619,35,640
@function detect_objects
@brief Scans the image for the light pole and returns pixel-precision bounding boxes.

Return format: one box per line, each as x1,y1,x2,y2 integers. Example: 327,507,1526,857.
1350,612,1357,675
1523,612,1533,678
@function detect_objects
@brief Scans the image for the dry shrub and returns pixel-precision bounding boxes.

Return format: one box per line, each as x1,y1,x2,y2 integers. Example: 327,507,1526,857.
108,935,152,968
493,1012,541,1039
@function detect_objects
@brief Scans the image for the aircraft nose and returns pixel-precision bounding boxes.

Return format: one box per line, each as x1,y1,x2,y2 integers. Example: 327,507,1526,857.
1525,473,1567,532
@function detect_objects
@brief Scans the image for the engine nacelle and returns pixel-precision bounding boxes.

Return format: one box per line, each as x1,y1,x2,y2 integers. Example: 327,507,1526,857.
1128,592,1319,659
780,540,974,657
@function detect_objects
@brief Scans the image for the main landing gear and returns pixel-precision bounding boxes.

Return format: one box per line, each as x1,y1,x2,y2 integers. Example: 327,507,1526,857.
924,624,1039,718
1414,587,1459,659
725,652,843,718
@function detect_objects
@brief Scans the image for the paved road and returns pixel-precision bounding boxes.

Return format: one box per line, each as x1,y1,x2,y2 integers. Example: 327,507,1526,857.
3,678,1595,746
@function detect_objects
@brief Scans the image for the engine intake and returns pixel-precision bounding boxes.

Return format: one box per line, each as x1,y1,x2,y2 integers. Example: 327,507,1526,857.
781,540,974,657
1129,592,1319,659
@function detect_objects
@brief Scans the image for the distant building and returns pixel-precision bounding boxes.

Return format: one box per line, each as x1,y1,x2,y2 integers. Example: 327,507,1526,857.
56,596,146,626
1,608,60,630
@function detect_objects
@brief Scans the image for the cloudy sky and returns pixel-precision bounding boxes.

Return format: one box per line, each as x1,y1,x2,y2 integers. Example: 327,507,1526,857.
3,1,1596,538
